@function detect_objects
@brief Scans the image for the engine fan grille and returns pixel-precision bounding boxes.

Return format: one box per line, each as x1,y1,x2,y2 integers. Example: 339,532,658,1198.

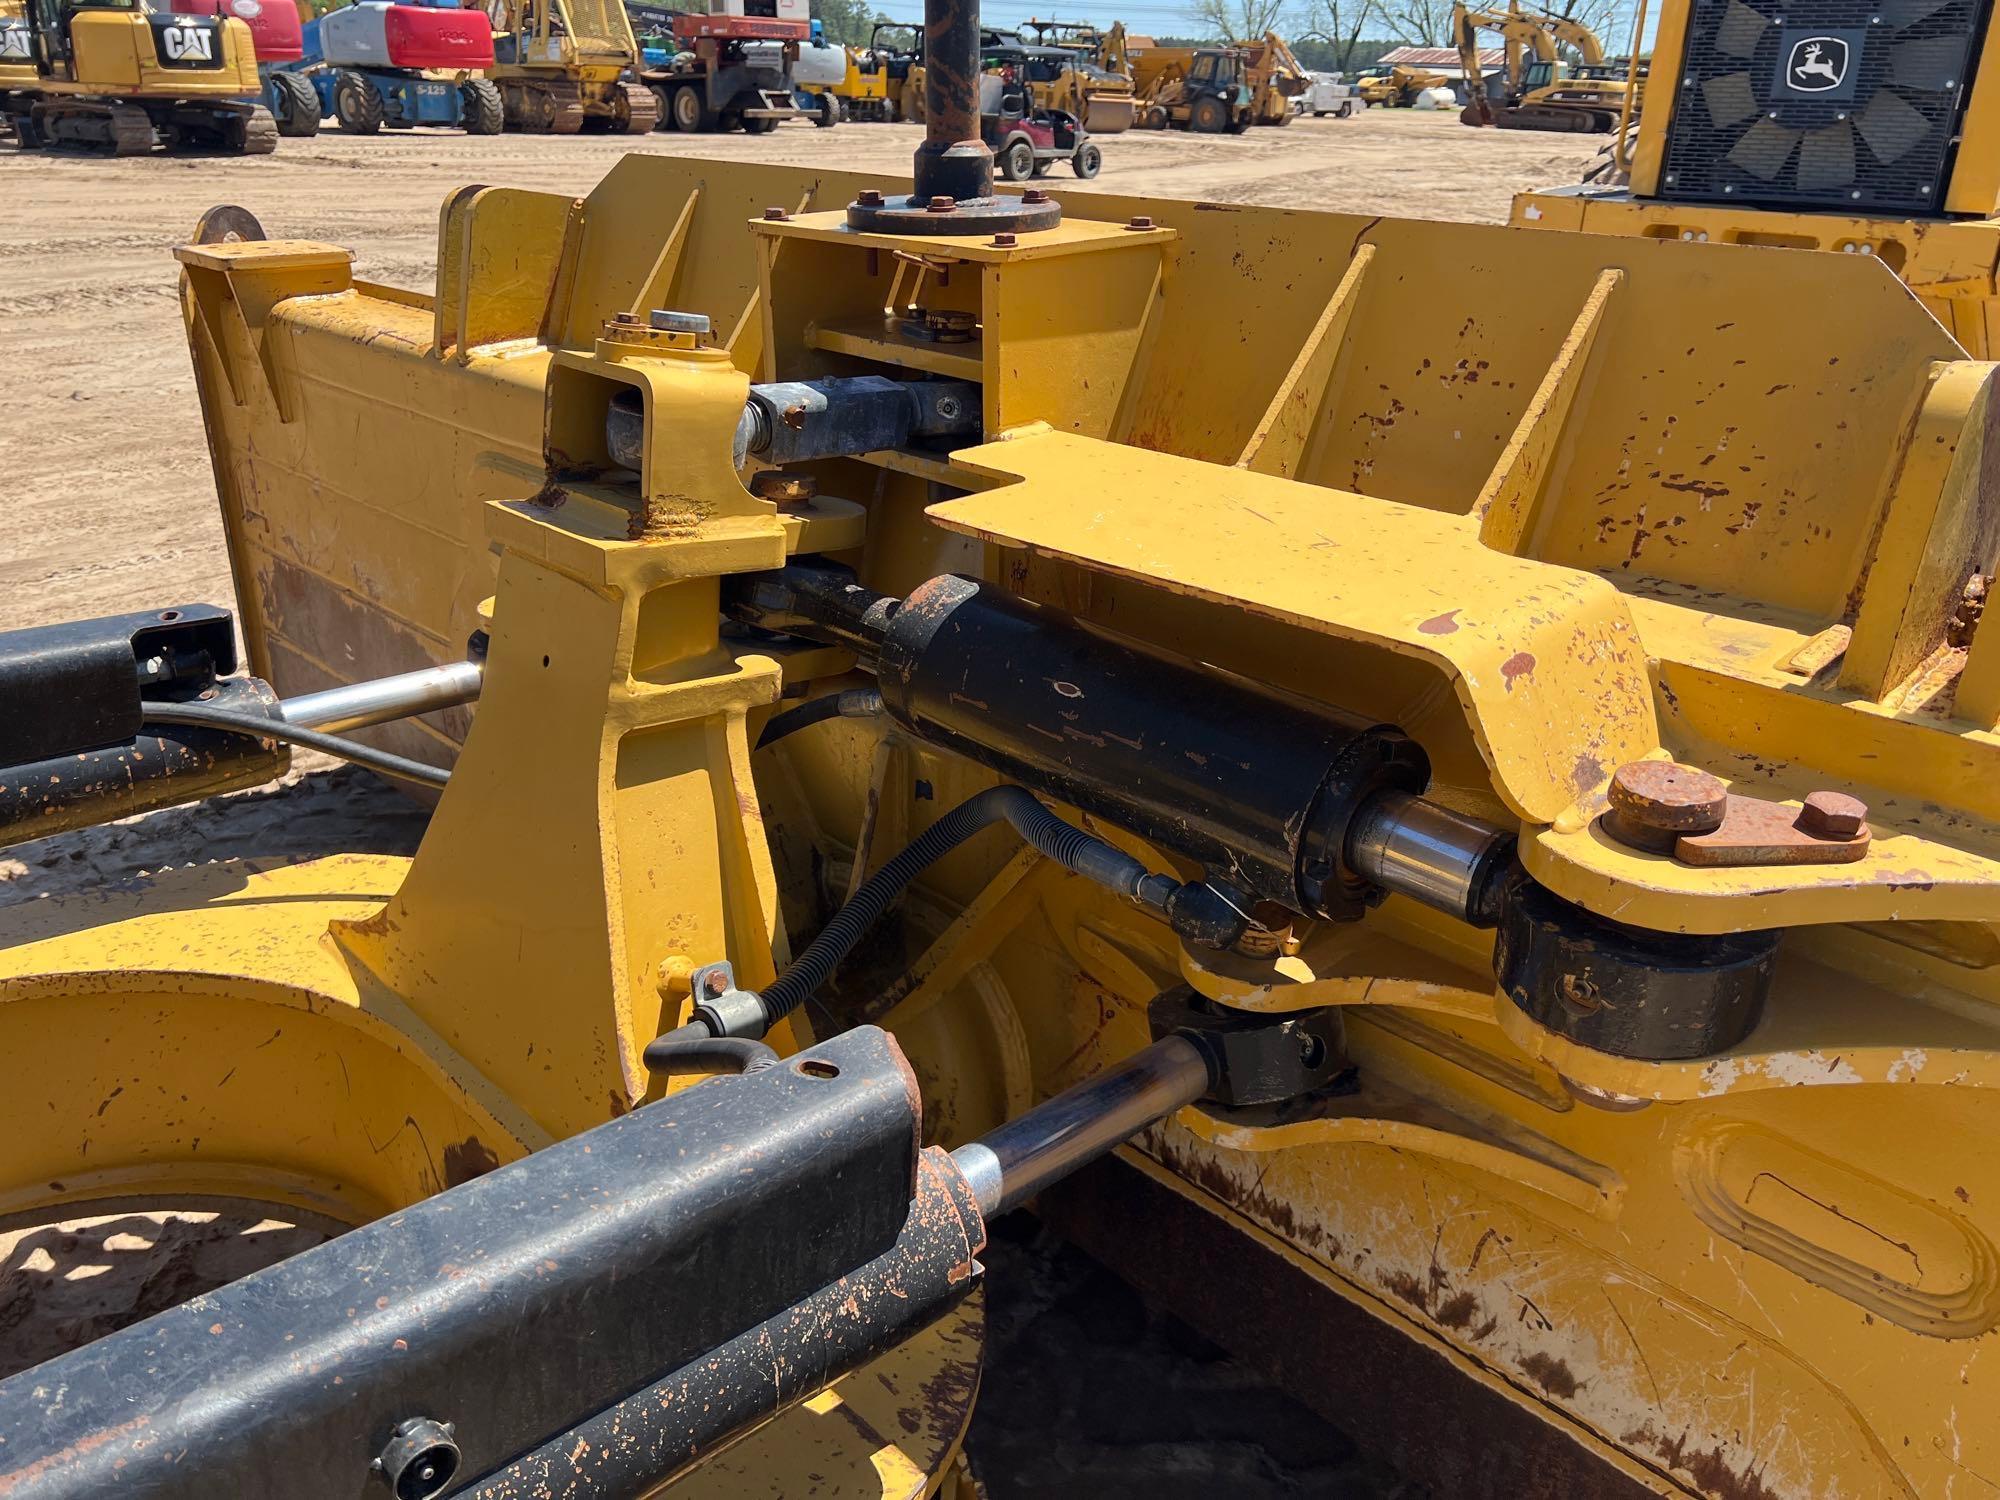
1658,0,1992,213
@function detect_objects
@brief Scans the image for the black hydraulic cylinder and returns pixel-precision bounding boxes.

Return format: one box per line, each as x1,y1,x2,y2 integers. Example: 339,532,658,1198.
458,1146,985,1499
0,1027,924,1500
0,675,287,850
873,574,1429,921
0,602,235,765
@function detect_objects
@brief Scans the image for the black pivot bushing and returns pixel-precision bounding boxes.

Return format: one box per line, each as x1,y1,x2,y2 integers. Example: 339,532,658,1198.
1493,879,1778,1060
1150,987,1350,1107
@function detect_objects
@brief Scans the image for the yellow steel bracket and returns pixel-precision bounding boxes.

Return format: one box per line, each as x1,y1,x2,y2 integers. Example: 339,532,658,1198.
933,429,1658,824
336,326,813,1138
176,239,356,423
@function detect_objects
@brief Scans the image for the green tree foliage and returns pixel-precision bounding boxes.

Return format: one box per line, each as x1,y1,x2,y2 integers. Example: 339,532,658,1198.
813,0,884,47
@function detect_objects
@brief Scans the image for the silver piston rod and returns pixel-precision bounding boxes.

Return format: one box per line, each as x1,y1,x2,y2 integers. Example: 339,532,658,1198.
280,658,484,733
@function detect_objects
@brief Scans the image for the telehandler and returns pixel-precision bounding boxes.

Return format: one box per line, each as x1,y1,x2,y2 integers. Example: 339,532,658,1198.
7,0,2000,1493
6,0,274,152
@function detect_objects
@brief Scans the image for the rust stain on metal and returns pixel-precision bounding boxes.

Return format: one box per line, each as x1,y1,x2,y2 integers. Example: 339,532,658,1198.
1499,652,1536,689
1418,610,1461,636
1519,1350,1581,1399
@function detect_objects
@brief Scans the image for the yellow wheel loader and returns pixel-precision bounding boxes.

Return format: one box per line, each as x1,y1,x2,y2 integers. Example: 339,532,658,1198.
12,0,2000,1494
483,0,655,132
1512,0,2000,355
7,0,272,153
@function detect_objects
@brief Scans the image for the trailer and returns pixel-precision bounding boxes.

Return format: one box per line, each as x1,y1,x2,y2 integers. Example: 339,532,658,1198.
274,0,502,135
630,0,818,132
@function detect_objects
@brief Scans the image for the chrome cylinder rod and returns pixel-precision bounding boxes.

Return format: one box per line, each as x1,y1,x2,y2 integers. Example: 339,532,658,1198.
951,1035,1211,1219
280,660,484,734
1344,789,1516,927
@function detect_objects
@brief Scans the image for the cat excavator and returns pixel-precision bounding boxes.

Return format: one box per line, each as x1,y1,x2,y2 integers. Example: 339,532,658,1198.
5,0,274,152
1455,2,1632,132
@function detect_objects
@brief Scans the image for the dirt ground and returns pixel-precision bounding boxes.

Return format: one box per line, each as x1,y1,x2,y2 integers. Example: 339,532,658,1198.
0,108,1593,1494
0,108,1599,630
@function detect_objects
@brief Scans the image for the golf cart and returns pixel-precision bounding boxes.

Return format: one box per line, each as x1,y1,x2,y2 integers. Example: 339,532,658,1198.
981,42,1100,179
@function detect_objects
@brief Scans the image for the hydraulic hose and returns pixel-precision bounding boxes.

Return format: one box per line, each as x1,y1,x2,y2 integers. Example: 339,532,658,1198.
757,688,885,748
140,703,452,790
641,1025,780,1077
757,784,1174,1028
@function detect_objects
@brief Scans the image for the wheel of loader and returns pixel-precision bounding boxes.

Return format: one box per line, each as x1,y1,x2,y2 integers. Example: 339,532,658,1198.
1189,94,1227,132
333,70,383,134
268,71,321,138
1143,103,1168,129
460,78,504,135
1072,141,1101,178
998,137,1034,181
668,82,712,132
813,95,836,127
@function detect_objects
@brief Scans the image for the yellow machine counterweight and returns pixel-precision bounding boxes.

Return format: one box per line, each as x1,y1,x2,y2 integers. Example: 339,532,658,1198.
6,0,2000,1495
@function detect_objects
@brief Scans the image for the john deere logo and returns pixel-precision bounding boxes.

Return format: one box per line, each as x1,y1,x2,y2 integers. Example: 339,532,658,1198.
1787,36,1848,91
161,22,215,61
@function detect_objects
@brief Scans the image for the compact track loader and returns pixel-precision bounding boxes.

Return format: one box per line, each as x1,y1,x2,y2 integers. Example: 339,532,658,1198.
7,0,273,152
1513,0,2000,353
7,0,2000,1493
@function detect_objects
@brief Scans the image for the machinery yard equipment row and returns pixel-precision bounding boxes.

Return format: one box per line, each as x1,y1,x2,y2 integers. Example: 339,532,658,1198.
6,0,2000,1492
7,0,274,153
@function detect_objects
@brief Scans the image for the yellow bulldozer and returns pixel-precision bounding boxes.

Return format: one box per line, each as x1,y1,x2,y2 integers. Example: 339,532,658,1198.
1019,16,1137,132
1512,0,2000,356
8,0,2000,1492
484,0,657,132
4,0,273,152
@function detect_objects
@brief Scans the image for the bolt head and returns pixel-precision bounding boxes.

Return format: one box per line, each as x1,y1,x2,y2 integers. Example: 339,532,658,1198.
764,206,788,221
1608,760,1728,832
927,195,956,212
1022,188,1050,205
1125,215,1154,231
857,188,885,207
1797,790,1867,838
613,311,638,324
991,231,1017,247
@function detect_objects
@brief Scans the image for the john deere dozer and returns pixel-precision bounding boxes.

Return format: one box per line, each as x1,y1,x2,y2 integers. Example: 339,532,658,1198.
1512,0,2000,353
5,0,2000,1491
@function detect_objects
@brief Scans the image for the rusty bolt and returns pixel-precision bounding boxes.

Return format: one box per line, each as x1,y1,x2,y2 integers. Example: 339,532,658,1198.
1022,187,1050,205
1608,760,1728,832
1797,790,1868,839
1125,215,1155,231
763,206,790,221
857,188,885,207
927,195,956,213
991,231,1017,247
612,311,638,324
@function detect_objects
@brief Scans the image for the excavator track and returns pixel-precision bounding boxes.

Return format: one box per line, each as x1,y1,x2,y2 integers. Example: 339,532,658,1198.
227,102,278,155
29,98,156,154
614,79,658,134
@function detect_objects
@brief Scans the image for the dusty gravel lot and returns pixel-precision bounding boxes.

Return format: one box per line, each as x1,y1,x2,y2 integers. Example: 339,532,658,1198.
1,108,1598,629
0,108,1593,1495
